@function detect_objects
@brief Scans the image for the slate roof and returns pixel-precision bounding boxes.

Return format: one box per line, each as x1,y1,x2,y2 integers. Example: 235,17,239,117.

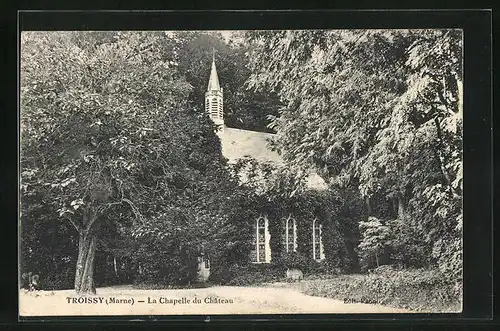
217,127,327,191
218,127,282,164
207,58,221,91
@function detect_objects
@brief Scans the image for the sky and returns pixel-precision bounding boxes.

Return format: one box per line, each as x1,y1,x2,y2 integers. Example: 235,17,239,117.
165,30,244,43
213,30,238,42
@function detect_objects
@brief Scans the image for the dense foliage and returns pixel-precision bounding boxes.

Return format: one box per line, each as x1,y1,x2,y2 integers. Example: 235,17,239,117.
172,31,282,132
20,29,463,307
246,29,462,284
20,31,254,292
227,157,362,273
298,266,461,312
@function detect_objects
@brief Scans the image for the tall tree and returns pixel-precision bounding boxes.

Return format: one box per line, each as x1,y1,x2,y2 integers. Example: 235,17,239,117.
246,29,462,276
20,31,242,293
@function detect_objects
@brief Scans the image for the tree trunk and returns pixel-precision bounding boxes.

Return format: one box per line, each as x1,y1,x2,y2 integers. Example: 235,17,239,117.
392,198,398,216
365,196,372,217
457,78,463,118
74,230,97,294
397,193,406,220
433,116,459,198
113,256,118,278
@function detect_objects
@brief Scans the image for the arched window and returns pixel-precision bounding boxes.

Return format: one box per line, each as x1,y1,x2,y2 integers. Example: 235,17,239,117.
283,216,297,253
257,217,266,262
251,216,270,263
312,219,325,261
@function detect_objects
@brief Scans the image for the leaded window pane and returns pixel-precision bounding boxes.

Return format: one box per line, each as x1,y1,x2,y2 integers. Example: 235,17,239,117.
254,217,267,262
314,244,321,259
250,249,257,262
258,244,266,261
313,221,323,260
258,228,265,243
282,218,294,253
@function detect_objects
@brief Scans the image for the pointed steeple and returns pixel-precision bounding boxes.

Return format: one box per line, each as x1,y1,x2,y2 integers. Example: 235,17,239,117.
207,48,221,91
205,49,224,130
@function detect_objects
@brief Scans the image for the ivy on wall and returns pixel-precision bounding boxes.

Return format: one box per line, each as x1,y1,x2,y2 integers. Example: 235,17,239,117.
251,188,362,273
208,181,366,286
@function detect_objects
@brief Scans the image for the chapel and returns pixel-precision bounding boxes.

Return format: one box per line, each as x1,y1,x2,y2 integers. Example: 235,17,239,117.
197,55,328,281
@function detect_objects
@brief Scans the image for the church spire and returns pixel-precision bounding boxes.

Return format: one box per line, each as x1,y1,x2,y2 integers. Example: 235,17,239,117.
205,49,224,130
207,48,221,91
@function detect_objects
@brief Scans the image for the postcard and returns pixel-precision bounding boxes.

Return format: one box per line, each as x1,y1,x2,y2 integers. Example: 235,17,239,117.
19,26,463,317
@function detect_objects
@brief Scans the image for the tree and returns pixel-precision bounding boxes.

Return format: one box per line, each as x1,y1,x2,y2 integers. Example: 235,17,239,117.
358,217,391,269
20,31,243,293
245,29,463,277
20,184,78,290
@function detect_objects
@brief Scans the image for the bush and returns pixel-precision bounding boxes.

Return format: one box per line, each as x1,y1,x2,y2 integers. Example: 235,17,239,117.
310,260,343,276
128,239,200,286
210,254,344,286
358,217,391,271
209,263,285,286
133,281,213,290
40,268,74,290
433,236,463,288
21,265,74,291
273,252,340,275
280,252,313,272
298,267,461,312
20,272,36,289
209,263,242,285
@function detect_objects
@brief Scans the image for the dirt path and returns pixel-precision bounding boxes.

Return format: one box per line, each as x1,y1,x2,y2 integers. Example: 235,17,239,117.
19,284,411,316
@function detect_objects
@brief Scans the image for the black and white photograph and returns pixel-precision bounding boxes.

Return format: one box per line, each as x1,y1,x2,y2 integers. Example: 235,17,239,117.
19,28,464,316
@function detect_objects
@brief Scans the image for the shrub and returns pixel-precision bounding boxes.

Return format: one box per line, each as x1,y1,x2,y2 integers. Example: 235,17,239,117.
299,267,461,312
358,217,391,271
433,236,463,291
310,260,343,275
280,252,313,272
209,263,285,286
127,239,200,286
21,266,74,291
20,272,33,289
40,269,74,290
275,252,341,275
210,253,345,286
133,280,213,290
